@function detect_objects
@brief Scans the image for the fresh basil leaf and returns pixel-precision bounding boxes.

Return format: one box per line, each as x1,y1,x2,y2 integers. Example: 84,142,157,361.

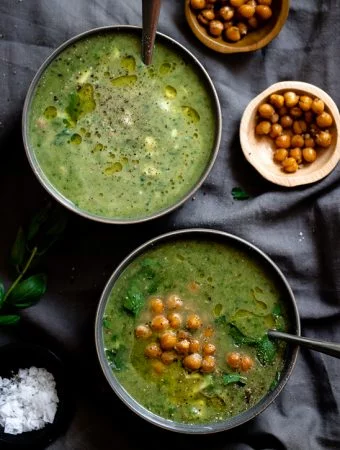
7,274,47,306
27,207,51,242
0,314,20,325
229,323,257,346
256,335,277,365
123,284,144,316
231,187,250,201
10,227,26,271
222,374,247,385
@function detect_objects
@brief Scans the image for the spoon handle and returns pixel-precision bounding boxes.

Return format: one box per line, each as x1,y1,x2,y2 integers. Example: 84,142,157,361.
142,0,162,65
268,330,340,359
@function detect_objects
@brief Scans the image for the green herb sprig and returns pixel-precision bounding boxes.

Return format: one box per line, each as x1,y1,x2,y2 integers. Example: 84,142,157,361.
0,204,68,325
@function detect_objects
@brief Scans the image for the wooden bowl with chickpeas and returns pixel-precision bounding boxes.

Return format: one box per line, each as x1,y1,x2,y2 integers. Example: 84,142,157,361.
185,0,290,53
240,81,340,187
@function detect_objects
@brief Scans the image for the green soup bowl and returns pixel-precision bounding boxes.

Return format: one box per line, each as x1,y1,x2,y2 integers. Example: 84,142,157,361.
95,229,300,433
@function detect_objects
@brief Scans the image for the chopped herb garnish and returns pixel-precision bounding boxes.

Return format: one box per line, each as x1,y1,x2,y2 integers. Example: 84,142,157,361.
231,187,250,200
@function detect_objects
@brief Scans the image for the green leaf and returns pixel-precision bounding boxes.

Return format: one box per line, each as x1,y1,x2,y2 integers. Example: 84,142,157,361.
269,370,281,391
256,335,277,365
228,323,257,346
214,315,228,326
123,284,144,316
222,374,247,385
105,346,127,371
231,187,250,201
27,208,50,242
272,304,282,318
103,317,111,329
0,314,20,325
7,274,47,307
10,227,26,271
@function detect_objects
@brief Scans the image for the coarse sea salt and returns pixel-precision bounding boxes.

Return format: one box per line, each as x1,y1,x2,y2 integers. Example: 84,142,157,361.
0,367,59,435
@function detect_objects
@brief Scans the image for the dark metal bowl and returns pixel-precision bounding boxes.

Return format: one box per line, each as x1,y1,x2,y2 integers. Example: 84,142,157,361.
22,26,222,224
95,229,300,434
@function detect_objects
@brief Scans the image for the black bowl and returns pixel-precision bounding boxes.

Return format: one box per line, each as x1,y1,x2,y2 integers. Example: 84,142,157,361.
0,343,70,449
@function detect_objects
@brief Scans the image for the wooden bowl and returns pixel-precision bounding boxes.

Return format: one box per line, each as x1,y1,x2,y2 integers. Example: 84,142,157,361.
240,81,340,187
185,0,290,54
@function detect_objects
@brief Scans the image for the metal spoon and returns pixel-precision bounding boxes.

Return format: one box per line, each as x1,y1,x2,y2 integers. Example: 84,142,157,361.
142,0,162,65
268,330,340,358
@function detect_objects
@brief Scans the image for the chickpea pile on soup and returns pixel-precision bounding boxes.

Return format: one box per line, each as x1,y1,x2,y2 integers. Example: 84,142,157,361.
255,91,333,173
102,239,289,424
190,0,273,43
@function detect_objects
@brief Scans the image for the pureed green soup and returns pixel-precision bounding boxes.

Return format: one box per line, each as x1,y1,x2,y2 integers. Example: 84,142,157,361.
102,239,289,425
27,31,216,220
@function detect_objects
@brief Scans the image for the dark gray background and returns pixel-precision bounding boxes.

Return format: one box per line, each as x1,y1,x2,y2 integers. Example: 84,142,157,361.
0,0,339,449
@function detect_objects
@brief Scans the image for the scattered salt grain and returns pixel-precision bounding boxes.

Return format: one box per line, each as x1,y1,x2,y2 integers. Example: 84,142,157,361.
0,367,59,435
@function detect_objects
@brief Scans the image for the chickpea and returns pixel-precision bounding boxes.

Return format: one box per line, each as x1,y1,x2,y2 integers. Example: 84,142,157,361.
302,147,317,163
316,131,332,148
175,339,190,354
312,98,325,115
197,13,209,26
289,148,302,164
304,111,314,123
304,135,315,148
278,106,288,116
238,22,248,36
160,331,177,350
282,157,299,173
284,91,299,108
151,360,166,374
209,20,224,37
168,312,182,329
280,115,293,128
255,120,271,135
201,355,216,373
145,342,162,359
230,0,247,6
290,107,303,118
255,5,272,20
293,120,307,134
186,314,202,330
247,16,259,28
189,339,201,353
203,326,214,337
316,112,333,128
270,123,283,138
202,343,216,355
201,8,215,20
187,280,200,293
258,0,272,4
239,4,255,19
226,351,241,369
291,134,304,148
270,94,285,109
190,0,207,10
183,353,202,371
161,350,177,365
149,297,164,314
226,26,241,41
275,134,291,149
166,294,183,310
151,314,169,332
135,324,152,339
218,6,234,21
240,355,254,371
247,0,257,6
299,95,313,112
258,103,275,119
177,330,191,340
273,148,288,162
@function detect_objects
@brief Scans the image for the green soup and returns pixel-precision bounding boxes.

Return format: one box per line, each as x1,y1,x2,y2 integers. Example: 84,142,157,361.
102,239,289,425
27,31,217,220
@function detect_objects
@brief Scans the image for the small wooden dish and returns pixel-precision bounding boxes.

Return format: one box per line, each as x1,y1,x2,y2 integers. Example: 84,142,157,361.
185,0,290,54
240,81,340,187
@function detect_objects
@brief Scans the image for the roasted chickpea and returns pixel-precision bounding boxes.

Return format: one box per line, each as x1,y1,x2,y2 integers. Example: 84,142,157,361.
203,326,214,337
230,0,247,6
316,131,332,148
247,16,259,28
161,350,177,365
255,5,272,20
178,330,191,340
201,8,215,20
149,297,164,314
226,26,241,41
275,134,291,149
197,13,209,26
145,342,162,359
312,98,325,115
224,20,233,30
166,294,183,310
189,339,201,353
255,120,271,135
201,355,216,373
183,353,202,371
168,312,182,329
226,351,241,369
175,339,190,354
270,113,279,124
202,343,216,355
293,120,307,134
258,103,275,119
304,134,315,148
316,112,333,128
160,331,177,350
218,5,234,21
239,4,255,18
247,0,257,6
258,0,272,4
238,22,248,36
273,148,288,162
291,134,304,148
284,91,299,108
304,111,314,123
299,95,313,112
187,280,200,293
282,157,299,173
302,147,317,163
240,355,254,372
270,94,285,109
190,0,207,10
151,314,169,332
135,324,152,339
290,107,303,118
151,360,166,374
186,314,202,330
270,123,283,138
209,20,224,36
289,148,302,164
280,115,293,128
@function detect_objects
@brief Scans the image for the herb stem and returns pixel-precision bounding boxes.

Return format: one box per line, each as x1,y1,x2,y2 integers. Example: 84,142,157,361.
3,247,38,303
